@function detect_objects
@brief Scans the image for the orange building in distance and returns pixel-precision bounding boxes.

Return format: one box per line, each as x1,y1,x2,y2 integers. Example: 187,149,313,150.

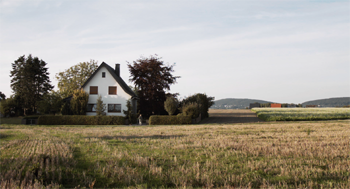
271,103,282,108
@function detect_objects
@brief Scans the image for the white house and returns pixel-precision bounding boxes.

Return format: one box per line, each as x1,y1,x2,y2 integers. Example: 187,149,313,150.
81,62,137,116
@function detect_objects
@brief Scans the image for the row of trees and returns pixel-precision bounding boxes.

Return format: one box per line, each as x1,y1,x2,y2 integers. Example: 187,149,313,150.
1,55,99,117
1,54,214,121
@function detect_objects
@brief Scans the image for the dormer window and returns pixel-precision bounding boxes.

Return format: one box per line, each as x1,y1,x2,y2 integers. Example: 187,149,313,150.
102,72,106,78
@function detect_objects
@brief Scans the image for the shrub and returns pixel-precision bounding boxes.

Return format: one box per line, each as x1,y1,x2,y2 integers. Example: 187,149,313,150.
70,89,89,115
38,115,124,125
164,96,178,115
36,91,63,115
61,101,72,115
96,95,106,116
0,99,10,117
123,99,136,124
180,93,214,119
180,102,200,119
149,115,191,125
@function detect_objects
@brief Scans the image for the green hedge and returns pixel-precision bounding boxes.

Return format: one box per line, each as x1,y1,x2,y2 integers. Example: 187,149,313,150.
38,115,125,125
149,115,192,125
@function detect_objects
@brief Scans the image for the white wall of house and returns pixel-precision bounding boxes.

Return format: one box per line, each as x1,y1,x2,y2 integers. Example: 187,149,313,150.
82,66,132,116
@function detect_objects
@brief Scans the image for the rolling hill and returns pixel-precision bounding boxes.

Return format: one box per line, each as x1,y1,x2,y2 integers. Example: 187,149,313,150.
211,97,350,109
211,98,273,109
302,97,350,107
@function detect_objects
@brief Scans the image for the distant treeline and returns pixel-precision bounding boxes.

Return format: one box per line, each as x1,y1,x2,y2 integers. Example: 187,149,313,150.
258,103,302,108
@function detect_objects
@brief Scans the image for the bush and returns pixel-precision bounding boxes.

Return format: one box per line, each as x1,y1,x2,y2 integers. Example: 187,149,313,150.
70,89,89,115
181,102,200,119
180,93,214,119
164,96,178,115
38,115,124,125
36,91,63,114
149,115,191,125
123,99,136,124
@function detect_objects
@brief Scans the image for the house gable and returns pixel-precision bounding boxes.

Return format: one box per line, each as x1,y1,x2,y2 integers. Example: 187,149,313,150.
82,62,137,98
81,62,137,116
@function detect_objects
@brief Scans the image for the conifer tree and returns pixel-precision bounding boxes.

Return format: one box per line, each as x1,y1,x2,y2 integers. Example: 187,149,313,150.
0,92,6,101
96,95,106,116
10,54,54,115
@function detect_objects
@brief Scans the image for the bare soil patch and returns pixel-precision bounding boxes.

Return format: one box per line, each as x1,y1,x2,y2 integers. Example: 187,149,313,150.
201,109,264,124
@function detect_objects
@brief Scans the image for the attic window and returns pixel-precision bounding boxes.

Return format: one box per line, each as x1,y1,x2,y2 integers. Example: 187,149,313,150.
90,86,98,95
109,86,117,95
102,72,106,78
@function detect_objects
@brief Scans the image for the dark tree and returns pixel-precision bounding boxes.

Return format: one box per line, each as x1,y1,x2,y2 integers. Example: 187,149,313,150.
0,91,5,101
128,55,179,117
10,54,54,115
180,93,215,119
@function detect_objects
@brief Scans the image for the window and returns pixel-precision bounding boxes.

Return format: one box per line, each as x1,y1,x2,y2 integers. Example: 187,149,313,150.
108,104,121,113
109,86,117,95
102,72,106,78
87,104,97,112
90,86,98,94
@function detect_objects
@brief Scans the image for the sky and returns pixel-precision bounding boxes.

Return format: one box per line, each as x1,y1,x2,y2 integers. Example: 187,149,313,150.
0,0,349,104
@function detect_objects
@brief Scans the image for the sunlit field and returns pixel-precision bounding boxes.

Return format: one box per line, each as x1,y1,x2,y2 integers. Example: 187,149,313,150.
1,121,349,188
252,108,350,121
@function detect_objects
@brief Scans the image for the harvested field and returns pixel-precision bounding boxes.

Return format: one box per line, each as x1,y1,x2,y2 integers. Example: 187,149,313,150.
201,109,264,124
1,121,349,188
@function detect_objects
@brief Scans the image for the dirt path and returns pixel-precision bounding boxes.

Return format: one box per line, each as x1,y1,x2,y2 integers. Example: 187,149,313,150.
200,109,264,124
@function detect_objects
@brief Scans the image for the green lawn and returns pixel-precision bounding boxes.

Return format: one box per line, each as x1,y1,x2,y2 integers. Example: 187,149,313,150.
252,108,350,121
0,121,349,188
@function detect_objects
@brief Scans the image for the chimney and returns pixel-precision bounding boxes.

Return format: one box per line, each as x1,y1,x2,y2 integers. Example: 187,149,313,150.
115,64,120,77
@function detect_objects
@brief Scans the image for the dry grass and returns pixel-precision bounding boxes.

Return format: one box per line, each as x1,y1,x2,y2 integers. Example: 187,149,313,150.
1,120,349,188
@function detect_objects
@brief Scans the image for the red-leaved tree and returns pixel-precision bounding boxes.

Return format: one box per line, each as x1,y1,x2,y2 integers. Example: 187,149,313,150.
128,55,179,117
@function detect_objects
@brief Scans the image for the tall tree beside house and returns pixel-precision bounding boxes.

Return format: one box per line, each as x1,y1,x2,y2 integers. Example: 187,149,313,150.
128,55,180,117
10,54,54,115
96,95,106,116
55,60,98,98
70,89,89,115
0,91,6,101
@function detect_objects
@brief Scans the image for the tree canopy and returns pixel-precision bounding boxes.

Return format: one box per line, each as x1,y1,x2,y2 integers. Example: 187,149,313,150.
0,91,5,101
128,55,179,117
70,89,89,115
36,91,63,115
55,60,98,98
10,54,54,115
180,93,215,119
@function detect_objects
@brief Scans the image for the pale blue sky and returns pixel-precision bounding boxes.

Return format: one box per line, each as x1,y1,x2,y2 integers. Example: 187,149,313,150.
0,0,349,103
